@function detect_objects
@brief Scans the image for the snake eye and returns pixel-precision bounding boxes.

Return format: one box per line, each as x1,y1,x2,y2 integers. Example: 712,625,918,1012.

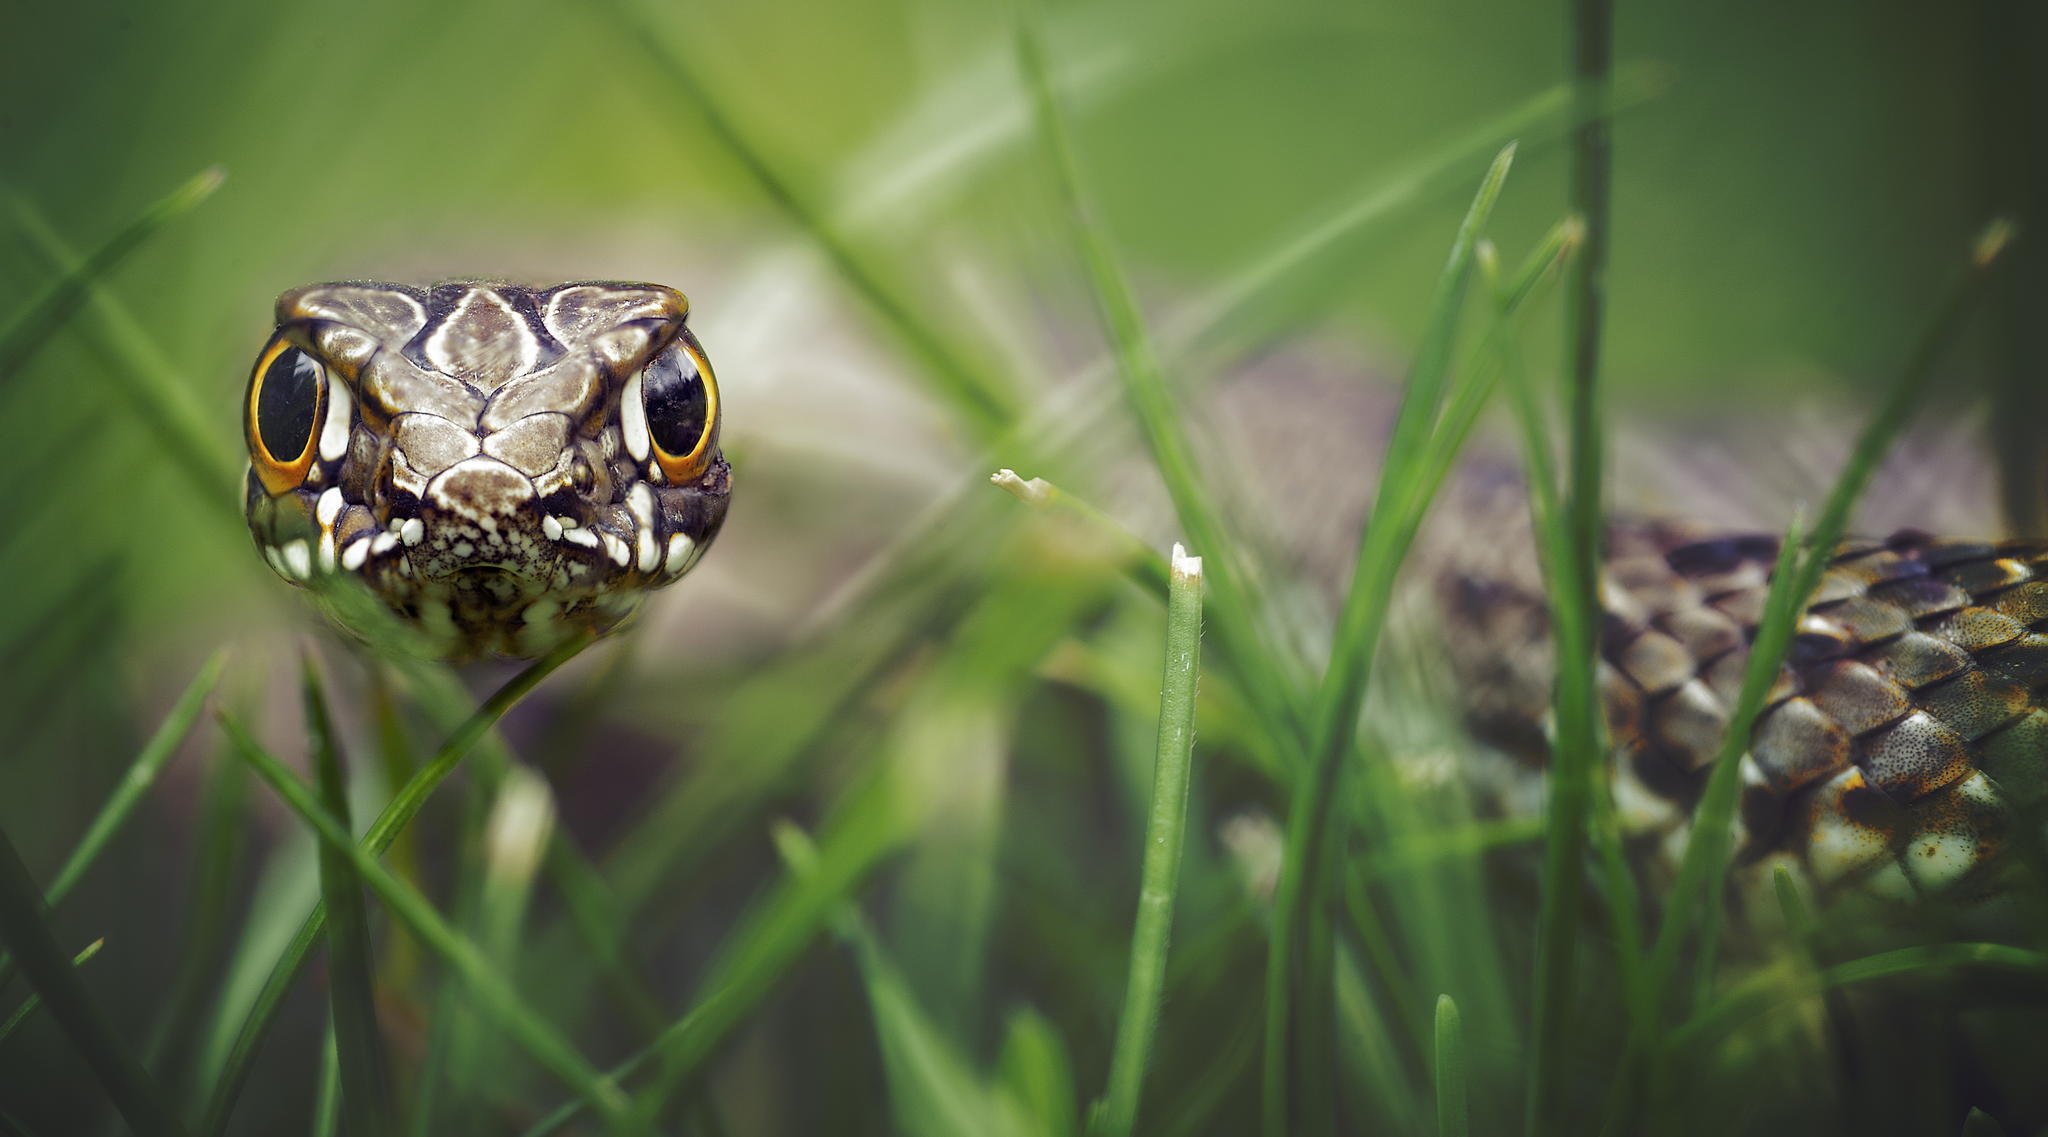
639,331,720,485
246,337,327,495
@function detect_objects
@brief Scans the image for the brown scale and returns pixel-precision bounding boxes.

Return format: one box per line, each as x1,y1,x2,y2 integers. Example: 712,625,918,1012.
1444,522,2048,907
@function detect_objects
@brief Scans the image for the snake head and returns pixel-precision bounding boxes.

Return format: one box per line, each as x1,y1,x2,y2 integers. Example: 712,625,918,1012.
242,280,731,659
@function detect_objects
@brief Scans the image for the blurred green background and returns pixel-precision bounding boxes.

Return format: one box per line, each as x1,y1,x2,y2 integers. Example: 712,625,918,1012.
1,0,2041,1133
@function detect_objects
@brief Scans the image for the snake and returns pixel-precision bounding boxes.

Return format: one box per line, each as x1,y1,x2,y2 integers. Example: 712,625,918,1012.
237,281,2042,913
240,281,730,660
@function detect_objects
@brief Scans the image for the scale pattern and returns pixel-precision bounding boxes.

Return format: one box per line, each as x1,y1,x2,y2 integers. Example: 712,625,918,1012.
1443,522,2048,906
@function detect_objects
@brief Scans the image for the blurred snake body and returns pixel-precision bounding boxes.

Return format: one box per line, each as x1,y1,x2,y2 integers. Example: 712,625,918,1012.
240,281,730,660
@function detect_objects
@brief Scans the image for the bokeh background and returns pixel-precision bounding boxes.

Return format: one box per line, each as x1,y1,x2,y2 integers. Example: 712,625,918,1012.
1,0,2043,1133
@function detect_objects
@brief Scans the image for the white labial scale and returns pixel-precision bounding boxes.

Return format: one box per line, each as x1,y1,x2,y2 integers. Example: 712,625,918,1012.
619,371,652,462
542,515,564,541
264,545,287,578
371,532,400,555
282,539,312,580
564,527,601,550
341,538,371,571
628,484,659,573
319,374,353,462
601,531,632,568
401,518,425,547
664,533,696,575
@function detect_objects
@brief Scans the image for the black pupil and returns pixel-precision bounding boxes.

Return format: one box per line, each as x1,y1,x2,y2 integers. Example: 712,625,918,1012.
256,346,320,459
643,346,708,458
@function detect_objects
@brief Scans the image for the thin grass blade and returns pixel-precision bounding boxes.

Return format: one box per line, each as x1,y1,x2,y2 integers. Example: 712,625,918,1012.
0,827,186,1137
216,711,632,1127
0,938,103,1044
302,657,396,1135
1091,546,1204,1137
197,634,593,1136
0,167,223,381
1263,144,1516,1137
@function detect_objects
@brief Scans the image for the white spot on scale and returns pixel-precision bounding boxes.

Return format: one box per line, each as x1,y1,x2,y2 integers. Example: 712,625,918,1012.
342,539,371,571
1903,831,1979,893
601,532,631,568
664,533,696,575
401,518,425,547
316,487,344,526
542,515,563,541
283,539,312,580
620,370,651,462
453,541,475,558
319,371,353,462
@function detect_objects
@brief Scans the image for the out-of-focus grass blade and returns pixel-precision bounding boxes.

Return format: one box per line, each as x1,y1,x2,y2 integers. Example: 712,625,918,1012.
1434,995,1467,1137
145,753,246,1087
447,767,556,1098
1673,942,2048,1052
216,711,632,1127
596,0,1019,441
7,195,243,502
302,658,396,1136
197,635,593,1136
1526,0,1616,1125
0,827,186,1137
0,652,223,988
311,1026,341,1137
1962,1107,2009,1137
1089,546,1204,1137
0,938,103,1044
997,1009,1078,1137
1263,145,1515,1137
0,166,223,382
773,822,1031,1137
1016,1,1303,753
520,754,922,1136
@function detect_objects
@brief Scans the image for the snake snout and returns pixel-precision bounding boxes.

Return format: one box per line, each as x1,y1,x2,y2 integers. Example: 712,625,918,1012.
414,456,552,581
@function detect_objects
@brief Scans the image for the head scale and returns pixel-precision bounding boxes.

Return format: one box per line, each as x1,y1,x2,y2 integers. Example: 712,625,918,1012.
242,280,731,659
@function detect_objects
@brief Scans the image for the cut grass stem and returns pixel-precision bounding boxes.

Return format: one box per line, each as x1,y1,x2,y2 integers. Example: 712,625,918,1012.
1090,546,1205,1137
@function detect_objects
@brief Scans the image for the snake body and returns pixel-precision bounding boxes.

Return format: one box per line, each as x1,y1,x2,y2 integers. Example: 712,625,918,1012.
1442,520,2046,910
240,281,730,659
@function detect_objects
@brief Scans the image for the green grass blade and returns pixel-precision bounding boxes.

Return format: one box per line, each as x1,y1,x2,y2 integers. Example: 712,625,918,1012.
520,755,920,1136
1526,0,1616,1127
1015,2,1304,753
196,635,592,1136
0,166,223,381
1090,546,1204,1137
0,937,103,1044
302,658,396,1136
0,652,224,990
311,1026,341,1137
48,651,225,905
1962,1107,2008,1137
0,826,187,1137
1434,995,1467,1137
1263,144,1516,1137
997,1009,1078,1137
595,0,1018,440
6,197,244,503
215,711,632,1127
